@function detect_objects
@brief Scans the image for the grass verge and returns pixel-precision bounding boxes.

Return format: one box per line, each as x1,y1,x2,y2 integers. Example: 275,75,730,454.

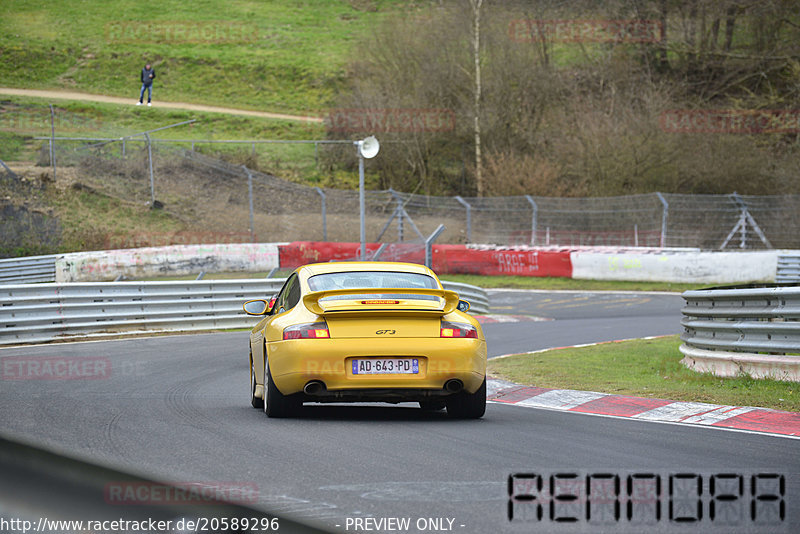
488,336,798,412
440,274,707,293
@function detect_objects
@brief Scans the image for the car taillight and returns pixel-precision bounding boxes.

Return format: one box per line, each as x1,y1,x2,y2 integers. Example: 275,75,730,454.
283,322,330,340
440,321,478,339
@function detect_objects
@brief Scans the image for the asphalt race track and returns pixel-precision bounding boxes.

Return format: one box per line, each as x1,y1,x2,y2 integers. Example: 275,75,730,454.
1,291,798,533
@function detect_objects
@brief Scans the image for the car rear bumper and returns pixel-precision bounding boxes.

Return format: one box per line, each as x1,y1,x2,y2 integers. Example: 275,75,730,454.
268,337,486,396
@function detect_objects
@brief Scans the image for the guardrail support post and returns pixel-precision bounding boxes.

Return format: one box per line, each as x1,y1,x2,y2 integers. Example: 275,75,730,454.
454,196,472,243
525,195,538,246
425,224,446,268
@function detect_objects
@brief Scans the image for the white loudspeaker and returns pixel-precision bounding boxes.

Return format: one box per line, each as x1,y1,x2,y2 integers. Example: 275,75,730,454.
359,136,380,159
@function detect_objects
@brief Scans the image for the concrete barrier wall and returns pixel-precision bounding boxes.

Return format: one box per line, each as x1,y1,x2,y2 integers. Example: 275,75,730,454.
571,249,779,284
278,242,573,278
49,241,786,284
55,243,282,282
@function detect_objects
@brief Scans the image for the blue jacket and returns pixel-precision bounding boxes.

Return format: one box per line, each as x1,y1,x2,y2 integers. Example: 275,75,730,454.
141,67,156,86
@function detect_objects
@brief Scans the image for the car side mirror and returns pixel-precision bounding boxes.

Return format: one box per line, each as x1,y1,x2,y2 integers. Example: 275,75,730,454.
457,300,470,313
243,299,269,316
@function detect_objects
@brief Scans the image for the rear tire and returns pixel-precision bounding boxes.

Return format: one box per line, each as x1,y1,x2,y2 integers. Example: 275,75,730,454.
249,356,263,409
446,378,486,419
263,359,300,418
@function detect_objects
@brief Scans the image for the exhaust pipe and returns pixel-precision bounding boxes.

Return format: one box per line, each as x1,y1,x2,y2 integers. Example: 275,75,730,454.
304,381,326,395
444,379,463,393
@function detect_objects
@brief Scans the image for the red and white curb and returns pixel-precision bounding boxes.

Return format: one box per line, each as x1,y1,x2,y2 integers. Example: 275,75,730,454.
487,380,800,438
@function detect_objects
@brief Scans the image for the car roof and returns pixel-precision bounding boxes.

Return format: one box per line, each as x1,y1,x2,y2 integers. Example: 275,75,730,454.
300,261,436,277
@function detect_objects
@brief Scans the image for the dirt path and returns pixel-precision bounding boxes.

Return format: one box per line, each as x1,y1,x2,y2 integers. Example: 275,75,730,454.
0,87,323,124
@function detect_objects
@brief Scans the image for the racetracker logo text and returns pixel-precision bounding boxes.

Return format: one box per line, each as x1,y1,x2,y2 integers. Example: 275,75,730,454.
509,19,662,43
105,21,260,44
660,109,800,134
326,108,455,133
1,357,111,380
104,482,259,505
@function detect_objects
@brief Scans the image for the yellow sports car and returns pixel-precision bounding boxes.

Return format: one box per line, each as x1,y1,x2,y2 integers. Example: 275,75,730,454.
243,262,487,418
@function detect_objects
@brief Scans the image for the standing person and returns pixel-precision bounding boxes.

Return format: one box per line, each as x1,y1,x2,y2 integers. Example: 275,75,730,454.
137,63,156,106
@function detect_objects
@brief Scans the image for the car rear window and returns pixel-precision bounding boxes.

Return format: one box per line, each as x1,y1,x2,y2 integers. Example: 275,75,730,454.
308,271,439,301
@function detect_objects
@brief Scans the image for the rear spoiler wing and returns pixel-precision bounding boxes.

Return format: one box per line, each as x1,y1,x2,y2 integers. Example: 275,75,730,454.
302,288,461,316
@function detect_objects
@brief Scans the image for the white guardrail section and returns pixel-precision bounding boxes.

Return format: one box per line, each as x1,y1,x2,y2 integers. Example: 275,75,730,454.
0,255,57,284
679,285,800,381
0,279,489,345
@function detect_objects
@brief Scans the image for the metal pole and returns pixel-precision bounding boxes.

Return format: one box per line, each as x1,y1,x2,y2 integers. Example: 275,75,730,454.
244,166,255,243
740,207,747,249
315,187,327,241
358,143,366,260
145,132,155,206
397,196,404,242
48,104,56,183
655,192,668,248
454,196,472,243
425,224,446,268
525,195,538,246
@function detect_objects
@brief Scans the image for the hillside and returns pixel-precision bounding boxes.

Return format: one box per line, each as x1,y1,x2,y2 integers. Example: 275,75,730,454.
2,0,799,257
0,0,414,114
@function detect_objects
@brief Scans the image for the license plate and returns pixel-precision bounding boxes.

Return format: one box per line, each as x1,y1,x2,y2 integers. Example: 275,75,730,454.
352,358,419,375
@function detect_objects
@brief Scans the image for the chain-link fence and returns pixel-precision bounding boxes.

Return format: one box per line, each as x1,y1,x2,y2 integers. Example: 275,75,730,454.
31,138,800,251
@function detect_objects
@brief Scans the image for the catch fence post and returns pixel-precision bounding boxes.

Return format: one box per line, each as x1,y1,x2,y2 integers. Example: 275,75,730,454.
525,195,538,246
656,192,668,248
454,196,472,243
315,187,327,241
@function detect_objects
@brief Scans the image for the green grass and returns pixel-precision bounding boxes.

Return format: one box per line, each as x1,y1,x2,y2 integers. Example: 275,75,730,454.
488,336,799,412
0,0,417,115
440,274,706,293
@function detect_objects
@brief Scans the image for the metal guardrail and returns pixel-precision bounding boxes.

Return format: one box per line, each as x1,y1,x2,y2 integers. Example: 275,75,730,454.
0,254,56,285
0,279,489,345
440,280,490,315
776,254,800,283
680,285,800,379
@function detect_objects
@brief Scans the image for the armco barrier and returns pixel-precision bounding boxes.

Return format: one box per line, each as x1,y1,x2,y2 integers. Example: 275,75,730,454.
679,285,800,380
0,279,488,345
0,255,57,284
55,243,283,282
0,280,286,345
